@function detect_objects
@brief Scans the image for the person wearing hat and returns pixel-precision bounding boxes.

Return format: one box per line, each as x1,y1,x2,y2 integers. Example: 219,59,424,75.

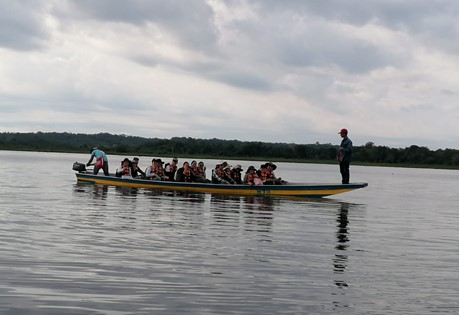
223,165,236,184
154,158,170,180
243,165,262,185
212,161,230,184
338,128,353,184
231,164,243,184
130,157,146,179
257,163,270,184
86,146,109,176
265,162,282,185
115,158,132,178
164,157,179,181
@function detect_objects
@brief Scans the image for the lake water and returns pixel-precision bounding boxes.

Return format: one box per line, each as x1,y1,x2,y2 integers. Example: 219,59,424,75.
0,150,458,314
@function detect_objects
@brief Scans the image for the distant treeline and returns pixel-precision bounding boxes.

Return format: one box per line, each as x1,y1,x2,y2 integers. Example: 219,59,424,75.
1,132,459,168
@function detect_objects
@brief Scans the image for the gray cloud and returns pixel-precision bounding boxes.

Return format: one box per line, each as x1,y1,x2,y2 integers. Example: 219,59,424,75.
1,1,459,149
60,0,218,51
0,1,49,51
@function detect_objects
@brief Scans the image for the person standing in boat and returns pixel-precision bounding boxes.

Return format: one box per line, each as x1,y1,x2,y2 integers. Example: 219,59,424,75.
86,147,109,176
338,128,353,184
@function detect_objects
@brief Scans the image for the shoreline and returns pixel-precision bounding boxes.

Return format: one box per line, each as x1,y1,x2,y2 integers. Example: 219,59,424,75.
2,148,458,171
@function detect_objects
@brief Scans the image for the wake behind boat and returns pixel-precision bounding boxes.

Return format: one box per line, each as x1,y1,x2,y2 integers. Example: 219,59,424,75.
73,162,368,198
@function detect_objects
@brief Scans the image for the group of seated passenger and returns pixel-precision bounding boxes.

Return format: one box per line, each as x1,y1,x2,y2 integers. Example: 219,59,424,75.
115,157,207,182
116,157,284,185
212,161,284,185
175,161,210,183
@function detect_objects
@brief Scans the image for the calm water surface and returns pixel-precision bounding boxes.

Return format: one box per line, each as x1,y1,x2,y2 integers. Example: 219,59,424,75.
0,151,458,314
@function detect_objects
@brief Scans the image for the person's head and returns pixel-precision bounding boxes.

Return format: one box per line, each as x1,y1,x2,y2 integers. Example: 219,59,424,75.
183,161,190,169
172,157,178,164
339,128,348,138
246,165,256,173
218,161,228,169
131,159,138,168
191,160,197,167
233,164,243,172
156,158,163,166
224,165,232,173
122,158,130,167
151,158,156,165
266,162,277,170
90,146,98,153
260,164,267,170
198,161,205,168
133,157,139,163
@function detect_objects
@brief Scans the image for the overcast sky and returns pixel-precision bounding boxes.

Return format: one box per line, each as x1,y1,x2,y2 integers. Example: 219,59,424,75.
1,0,458,149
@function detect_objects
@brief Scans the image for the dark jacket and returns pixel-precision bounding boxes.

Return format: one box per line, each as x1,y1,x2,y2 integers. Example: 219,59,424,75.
176,168,208,182
339,137,353,163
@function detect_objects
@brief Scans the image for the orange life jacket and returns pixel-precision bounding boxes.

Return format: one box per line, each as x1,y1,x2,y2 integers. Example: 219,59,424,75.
246,173,255,185
259,170,268,181
154,165,164,177
183,168,191,182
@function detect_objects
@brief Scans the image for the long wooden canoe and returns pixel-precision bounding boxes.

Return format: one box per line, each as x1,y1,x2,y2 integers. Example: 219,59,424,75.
74,172,368,198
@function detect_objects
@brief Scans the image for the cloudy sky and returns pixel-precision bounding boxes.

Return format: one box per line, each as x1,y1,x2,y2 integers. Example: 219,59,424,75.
1,0,458,149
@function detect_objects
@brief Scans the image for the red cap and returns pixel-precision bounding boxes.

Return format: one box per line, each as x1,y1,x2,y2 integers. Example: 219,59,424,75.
338,128,348,135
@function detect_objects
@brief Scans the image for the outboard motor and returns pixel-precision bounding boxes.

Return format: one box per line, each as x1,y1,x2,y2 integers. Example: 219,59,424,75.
72,162,87,173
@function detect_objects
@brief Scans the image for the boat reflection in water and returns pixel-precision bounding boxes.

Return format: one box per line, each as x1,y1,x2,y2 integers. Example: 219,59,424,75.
73,182,109,200
209,194,278,239
334,202,350,289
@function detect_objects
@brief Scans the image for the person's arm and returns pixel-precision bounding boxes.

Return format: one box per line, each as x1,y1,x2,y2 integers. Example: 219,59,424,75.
175,169,184,182
243,174,251,185
145,166,155,178
86,154,94,166
212,169,223,181
224,173,235,184
115,167,123,177
341,139,353,153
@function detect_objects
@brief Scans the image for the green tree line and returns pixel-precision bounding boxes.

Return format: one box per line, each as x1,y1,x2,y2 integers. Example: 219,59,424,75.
1,132,459,168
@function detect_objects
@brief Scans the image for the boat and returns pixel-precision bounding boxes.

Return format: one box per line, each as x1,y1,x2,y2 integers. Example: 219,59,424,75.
73,162,368,198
